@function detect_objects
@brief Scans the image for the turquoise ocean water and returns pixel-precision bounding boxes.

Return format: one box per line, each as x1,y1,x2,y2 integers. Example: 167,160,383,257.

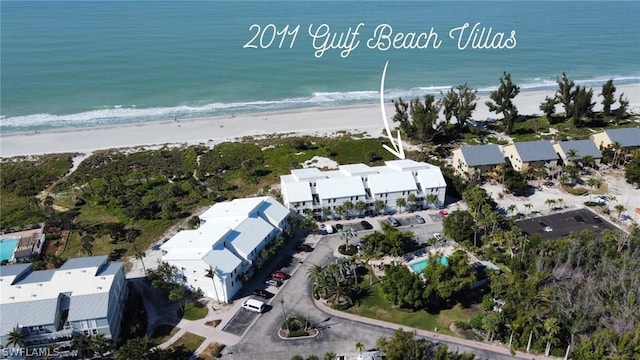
1,1,639,132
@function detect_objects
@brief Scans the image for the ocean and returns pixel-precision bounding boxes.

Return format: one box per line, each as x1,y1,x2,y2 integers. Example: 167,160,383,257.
1,1,639,133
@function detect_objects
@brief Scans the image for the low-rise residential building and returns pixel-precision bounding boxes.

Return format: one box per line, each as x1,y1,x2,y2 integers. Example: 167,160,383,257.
592,127,640,151
502,140,559,172
451,144,506,179
553,139,603,165
160,196,290,303
280,159,447,216
0,256,128,353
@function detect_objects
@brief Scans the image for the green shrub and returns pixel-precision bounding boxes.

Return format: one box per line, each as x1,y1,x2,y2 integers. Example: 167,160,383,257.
338,244,358,256
563,185,588,196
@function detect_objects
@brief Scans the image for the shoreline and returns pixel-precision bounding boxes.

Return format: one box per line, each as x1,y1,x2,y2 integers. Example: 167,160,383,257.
1,85,639,158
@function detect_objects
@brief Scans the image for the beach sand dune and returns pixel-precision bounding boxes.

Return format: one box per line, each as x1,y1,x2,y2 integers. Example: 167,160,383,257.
1,85,638,158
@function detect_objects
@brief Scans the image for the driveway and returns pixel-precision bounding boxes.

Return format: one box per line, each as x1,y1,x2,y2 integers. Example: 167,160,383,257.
221,229,551,360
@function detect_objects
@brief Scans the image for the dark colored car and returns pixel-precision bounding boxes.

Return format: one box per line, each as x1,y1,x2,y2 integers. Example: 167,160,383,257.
252,289,273,299
574,215,585,223
594,216,603,224
360,220,373,230
296,243,314,252
271,271,288,280
414,215,426,224
335,223,344,230
388,216,400,227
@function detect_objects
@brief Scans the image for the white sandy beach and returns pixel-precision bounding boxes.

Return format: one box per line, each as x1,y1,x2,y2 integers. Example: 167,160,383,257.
1,85,639,158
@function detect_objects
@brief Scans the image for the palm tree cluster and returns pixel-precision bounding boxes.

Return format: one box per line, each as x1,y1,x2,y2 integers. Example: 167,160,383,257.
307,262,359,307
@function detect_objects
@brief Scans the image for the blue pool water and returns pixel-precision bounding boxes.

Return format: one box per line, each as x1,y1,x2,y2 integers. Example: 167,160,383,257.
409,256,449,274
0,237,20,262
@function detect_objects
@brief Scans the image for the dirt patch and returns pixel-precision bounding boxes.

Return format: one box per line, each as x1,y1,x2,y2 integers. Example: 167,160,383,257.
205,319,222,328
198,342,226,360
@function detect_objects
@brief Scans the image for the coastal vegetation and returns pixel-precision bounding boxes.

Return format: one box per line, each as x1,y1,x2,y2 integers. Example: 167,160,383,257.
1,75,639,359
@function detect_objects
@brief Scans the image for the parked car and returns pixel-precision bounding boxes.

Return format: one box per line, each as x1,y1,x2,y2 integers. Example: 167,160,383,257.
252,289,273,299
574,215,585,223
414,215,425,224
433,233,443,241
388,216,400,227
265,278,283,287
270,271,288,280
544,226,553,232
360,220,373,230
438,210,448,218
334,223,344,230
296,243,314,252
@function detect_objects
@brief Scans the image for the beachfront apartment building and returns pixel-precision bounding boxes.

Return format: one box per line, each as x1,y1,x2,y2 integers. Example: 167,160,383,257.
592,127,640,151
502,140,559,172
0,256,128,353
451,144,506,179
280,159,447,217
553,139,603,165
160,196,290,303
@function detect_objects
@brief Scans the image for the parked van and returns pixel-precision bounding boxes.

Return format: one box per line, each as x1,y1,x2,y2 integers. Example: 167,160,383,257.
242,298,266,313
325,224,335,234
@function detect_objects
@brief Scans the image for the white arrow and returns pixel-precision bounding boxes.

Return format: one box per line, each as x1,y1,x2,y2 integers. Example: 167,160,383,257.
380,61,405,160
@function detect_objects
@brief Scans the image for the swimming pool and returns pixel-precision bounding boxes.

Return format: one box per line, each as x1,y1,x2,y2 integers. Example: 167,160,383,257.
0,237,20,262
409,256,449,274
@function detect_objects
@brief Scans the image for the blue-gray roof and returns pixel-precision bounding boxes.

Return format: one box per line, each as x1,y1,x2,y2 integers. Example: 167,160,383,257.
96,262,123,277
59,255,108,271
604,128,640,148
0,263,32,278
68,293,109,321
13,269,56,285
514,140,558,162
1,298,59,334
460,145,506,167
557,140,602,159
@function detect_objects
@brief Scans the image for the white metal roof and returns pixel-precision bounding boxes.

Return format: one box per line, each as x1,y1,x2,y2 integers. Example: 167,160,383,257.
367,171,417,194
290,168,327,181
281,180,313,203
417,167,447,190
338,163,376,176
201,246,243,275
227,217,275,258
316,176,366,200
385,159,431,172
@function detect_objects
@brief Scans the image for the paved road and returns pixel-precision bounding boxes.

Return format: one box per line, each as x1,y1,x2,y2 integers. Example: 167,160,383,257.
221,218,555,360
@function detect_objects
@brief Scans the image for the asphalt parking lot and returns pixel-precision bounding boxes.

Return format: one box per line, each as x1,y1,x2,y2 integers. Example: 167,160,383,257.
515,208,618,240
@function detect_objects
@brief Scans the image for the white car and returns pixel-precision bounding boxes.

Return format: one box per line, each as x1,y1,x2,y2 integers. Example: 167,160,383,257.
433,233,443,241
544,226,553,232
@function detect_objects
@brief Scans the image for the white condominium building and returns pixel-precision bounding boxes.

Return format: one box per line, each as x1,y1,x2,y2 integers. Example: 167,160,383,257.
160,196,290,303
0,256,128,352
280,159,447,217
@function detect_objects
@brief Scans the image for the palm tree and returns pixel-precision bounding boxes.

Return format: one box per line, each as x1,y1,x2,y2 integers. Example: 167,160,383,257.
322,207,332,221
524,203,533,217
555,198,564,209
544,317,561,357
205,265,222,303
279,297,289,334
507,204,517,216
5,327,26,349
342,201,354,218
614,204,626,221
323,352,337,360
426,194,438,209
90,333,110,358
395,197,406,213
72,334,92,359
406,193,417,211
373,200,385,215
534,165,547,188
355,341,365,355
340,226,356,247
81,235,94,256
544,198,556,211
355,200,367,217
303,208,313,220
524,318,543,353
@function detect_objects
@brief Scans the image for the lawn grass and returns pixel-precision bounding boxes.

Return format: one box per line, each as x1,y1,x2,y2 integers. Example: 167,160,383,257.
346,283,476,336
150,324,179,344
183,301,209,320
170,332,206,353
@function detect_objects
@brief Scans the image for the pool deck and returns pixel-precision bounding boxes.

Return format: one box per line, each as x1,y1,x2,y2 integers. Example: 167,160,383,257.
0,227,45,262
